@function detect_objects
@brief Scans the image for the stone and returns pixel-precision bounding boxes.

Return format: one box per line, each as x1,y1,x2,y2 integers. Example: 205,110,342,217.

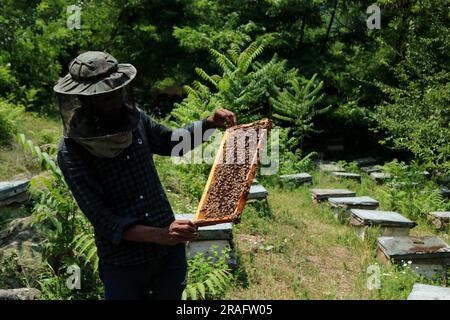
377,236,450,278
428,211,450,230
247,183,268,200
280,173,312,185
349,209,416,239
407,283,450,300
370,172,392,183
331,172,361,182
0,180,30,206
310,188,356,202
0,288,41,300
176,214,232,240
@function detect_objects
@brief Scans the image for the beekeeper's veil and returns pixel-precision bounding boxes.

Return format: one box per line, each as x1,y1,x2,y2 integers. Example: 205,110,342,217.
53,51,139,158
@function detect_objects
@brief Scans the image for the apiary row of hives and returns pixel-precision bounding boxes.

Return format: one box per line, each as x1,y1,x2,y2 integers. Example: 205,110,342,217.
311,160,450,297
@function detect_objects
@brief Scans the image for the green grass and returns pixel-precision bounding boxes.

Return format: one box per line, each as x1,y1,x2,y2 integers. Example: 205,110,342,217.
222,172,449,300
0,112,61,180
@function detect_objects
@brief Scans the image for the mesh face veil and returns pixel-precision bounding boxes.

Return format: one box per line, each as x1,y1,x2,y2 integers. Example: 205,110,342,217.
57,86,139,139
54,51,140,157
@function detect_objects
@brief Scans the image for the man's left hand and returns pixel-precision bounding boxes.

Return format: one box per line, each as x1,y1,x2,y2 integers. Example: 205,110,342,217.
206,108,237,129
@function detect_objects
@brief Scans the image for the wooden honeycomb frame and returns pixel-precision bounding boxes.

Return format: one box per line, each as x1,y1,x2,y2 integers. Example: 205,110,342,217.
193,118,272,227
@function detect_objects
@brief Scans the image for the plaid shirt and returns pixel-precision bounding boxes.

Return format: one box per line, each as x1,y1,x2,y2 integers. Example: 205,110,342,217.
57,110,211,266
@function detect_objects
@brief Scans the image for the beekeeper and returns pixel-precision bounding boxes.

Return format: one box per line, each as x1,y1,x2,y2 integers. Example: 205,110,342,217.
55,51,236,300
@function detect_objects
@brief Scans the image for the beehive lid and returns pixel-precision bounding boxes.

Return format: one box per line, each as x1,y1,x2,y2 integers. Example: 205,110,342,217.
361,166,383,174
331,172,361,178
407,283,450,300
377,236,450,260
0,180,29,201
247,184,268,200
280,173,312,182
176,214,232,240
310,188,355,200
370,172,392,180
428,212,450,222
328,196,379,207
319,163,344,172
350,209,416,228
354,157,378,167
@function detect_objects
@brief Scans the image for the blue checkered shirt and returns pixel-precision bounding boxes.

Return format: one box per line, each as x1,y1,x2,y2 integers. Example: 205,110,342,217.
57,110,211,266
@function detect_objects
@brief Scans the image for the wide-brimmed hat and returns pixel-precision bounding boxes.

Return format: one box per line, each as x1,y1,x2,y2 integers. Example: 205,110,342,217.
53,51,137,95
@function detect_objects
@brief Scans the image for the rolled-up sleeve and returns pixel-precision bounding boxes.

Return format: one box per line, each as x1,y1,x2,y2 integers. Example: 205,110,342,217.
57,144,140,245
142,114,214,156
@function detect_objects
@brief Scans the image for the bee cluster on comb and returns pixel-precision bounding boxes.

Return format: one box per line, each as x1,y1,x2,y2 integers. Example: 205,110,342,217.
194,119,272,226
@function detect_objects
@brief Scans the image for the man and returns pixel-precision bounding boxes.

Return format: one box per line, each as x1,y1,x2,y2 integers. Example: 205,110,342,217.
55,51,237,300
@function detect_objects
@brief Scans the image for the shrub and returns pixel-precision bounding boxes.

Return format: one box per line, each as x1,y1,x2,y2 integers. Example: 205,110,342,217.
0,99,23,144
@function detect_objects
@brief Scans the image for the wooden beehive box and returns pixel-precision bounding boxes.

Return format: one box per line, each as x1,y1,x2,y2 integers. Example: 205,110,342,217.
377,236,450,278
349,209,416,239
193,119,272,226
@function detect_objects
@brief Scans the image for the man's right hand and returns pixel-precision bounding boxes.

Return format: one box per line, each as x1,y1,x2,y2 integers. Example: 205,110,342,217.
160,220,198,245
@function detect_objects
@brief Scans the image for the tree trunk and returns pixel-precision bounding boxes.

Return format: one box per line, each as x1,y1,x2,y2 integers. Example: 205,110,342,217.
321,0,338,54
299,14,306,47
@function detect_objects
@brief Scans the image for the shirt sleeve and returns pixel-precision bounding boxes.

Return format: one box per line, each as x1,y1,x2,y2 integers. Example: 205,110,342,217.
142,113,215,156
57,141,141,245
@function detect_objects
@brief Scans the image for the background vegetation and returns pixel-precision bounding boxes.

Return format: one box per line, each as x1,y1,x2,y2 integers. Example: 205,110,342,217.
0,0,449,300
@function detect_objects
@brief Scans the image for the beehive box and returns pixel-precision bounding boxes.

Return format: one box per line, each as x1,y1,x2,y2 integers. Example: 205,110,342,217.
354,157,378,167
279,173,312,186
331,172,361,182
328,196,379,222
0,180,30,207
360,166,383,174
247,183,268,201
176,214,236,267
193,119,272,226
319,163,344,172
349,209,416,239
370,172,392,183
428,212,450,230
407,283,450,300
310,188,356,203
377,236,450,278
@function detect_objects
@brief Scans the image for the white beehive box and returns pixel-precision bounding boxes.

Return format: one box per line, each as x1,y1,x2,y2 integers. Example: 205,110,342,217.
349,209,416,239
377,236,450,278
0,180,30,207
407,283,450,300
176,214,236,267
370,172,392,183
328,196,379,222
331,172,361,182
319,163,344,172
247,183,268,201
280,173,312,186
310,188,356,203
